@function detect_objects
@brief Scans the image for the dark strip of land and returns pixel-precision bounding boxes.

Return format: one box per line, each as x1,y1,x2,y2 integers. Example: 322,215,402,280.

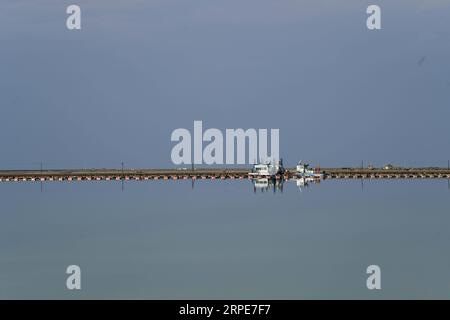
0,167,449,180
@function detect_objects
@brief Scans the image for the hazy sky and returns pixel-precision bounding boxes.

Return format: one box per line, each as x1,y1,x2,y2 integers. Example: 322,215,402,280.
1,0,449,168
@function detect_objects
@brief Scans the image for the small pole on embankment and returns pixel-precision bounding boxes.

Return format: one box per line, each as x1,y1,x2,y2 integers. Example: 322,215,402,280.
121,161,124,191
40,161,43,193
191,163,195,189
361,160,364,191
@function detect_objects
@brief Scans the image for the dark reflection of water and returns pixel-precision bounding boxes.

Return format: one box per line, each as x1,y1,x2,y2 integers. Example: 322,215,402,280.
0,179,449,299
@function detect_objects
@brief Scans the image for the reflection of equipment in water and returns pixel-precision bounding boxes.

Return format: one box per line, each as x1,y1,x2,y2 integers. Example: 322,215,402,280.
295,176,322,192
296,177,312,187
296,176,314,192
252,177,284,193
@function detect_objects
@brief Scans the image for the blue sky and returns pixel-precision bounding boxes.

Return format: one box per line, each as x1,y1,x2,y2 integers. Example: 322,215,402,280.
1,0,449,168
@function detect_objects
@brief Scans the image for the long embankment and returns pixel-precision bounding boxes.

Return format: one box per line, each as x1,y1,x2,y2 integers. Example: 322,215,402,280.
321,168,450,179
0,168,450,182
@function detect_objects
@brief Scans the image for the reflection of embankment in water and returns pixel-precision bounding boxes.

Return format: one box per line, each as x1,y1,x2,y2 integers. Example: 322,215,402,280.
251,177,321,193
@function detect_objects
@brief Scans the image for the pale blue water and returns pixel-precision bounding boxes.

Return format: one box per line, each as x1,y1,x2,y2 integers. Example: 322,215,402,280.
1,179,449,299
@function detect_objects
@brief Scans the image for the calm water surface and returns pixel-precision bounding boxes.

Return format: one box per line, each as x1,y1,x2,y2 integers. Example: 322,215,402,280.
1,179,450,299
